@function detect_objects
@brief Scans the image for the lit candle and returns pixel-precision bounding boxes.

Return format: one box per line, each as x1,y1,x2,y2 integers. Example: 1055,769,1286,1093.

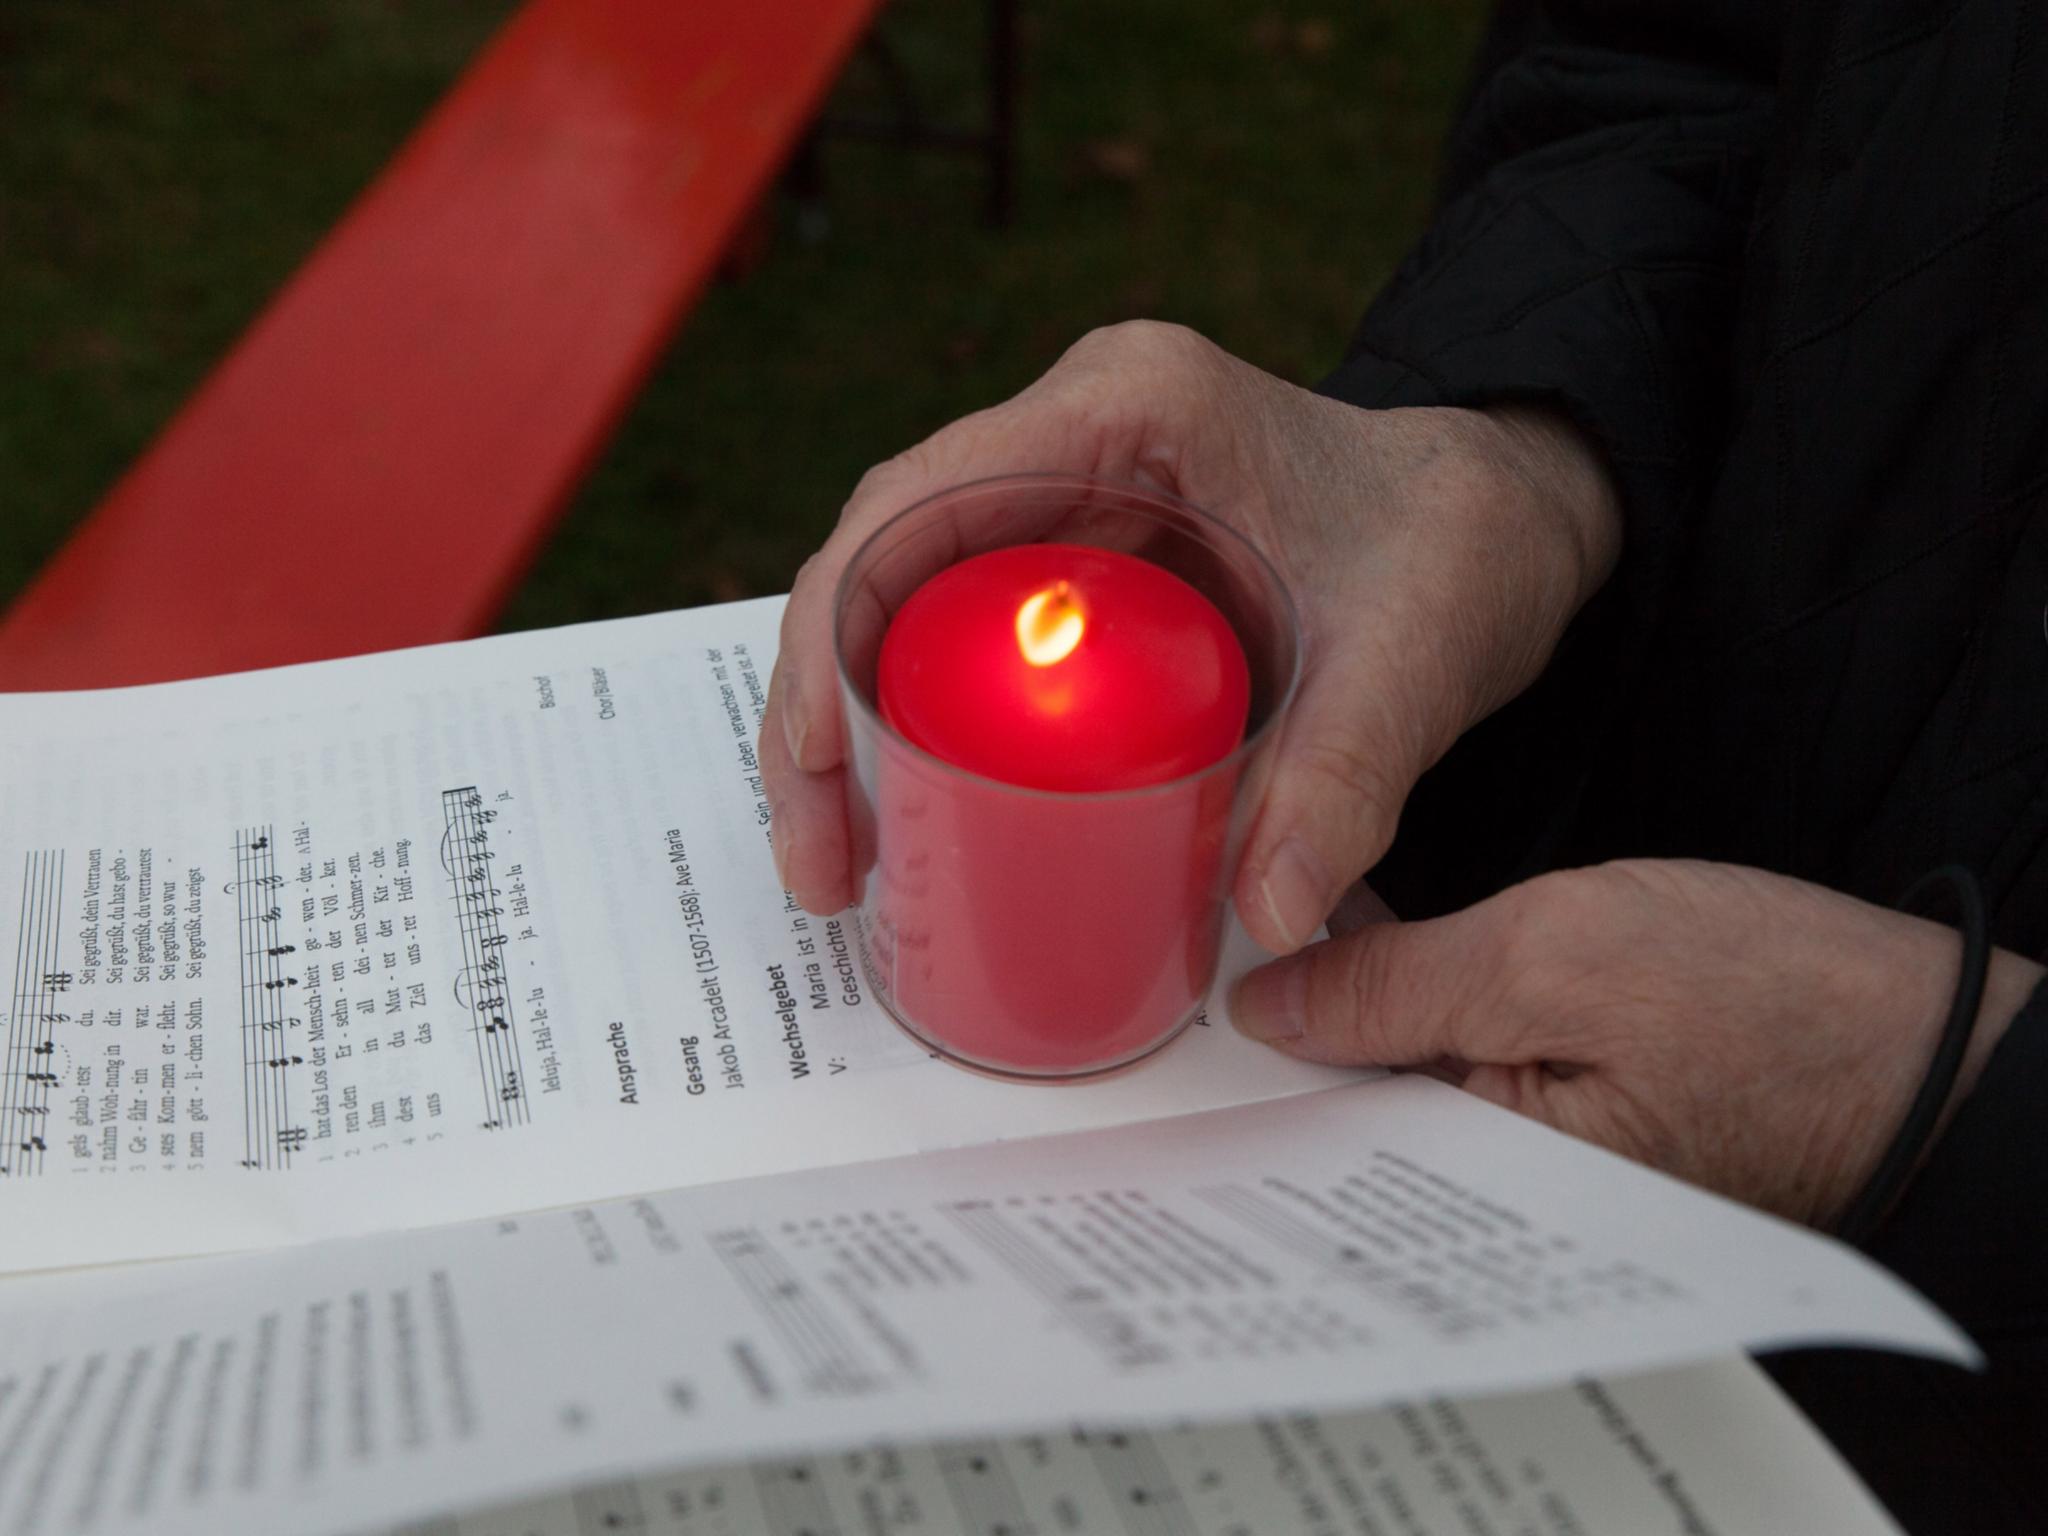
877,544,1251,791
855,541,1258,1076
838,480,1297,1080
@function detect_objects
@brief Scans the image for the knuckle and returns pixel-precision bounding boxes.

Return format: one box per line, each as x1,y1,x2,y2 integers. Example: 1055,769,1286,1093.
1526,860,1691,955
1471,879,1576,1023
1326,935,1392,1055
849,453,923,513
1064,318,1217,374
1488,875,1579,983
1291,736,1402,842
783,556,827,623
829,446,951,560
1302,928,1416,1063
1482,870,1645,1056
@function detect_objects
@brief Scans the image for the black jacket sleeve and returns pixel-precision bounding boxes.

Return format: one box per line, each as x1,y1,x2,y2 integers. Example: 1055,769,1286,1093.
1324,1,1778,552
1322,2,1783,913
1767,973,2048,1536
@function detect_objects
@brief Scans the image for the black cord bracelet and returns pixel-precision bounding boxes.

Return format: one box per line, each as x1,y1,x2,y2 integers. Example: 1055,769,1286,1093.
1834,864,1992,1246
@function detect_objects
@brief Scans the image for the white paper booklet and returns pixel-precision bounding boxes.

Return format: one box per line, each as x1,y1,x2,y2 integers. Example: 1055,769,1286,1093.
0,1078,1961,1536
0,597,1346,1274
391,1357,1902,1536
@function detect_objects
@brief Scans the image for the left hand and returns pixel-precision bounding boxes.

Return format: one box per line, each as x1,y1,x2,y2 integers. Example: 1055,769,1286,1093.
1231,859,2045,1228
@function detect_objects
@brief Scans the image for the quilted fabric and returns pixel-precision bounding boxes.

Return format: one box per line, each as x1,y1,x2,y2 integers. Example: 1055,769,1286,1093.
1320,3,2047,1528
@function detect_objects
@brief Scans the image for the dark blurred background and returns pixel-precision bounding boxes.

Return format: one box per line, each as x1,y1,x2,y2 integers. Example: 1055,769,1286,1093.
0,0,1487,629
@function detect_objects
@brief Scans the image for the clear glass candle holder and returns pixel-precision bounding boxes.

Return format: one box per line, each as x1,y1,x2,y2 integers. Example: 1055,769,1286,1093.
833,473,1302,1079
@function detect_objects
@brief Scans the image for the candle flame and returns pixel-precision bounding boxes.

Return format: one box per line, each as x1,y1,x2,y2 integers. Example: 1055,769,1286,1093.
1015,581,1084,667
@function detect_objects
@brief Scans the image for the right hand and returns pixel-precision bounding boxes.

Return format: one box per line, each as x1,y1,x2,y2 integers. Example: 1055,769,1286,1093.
760,321,1622,950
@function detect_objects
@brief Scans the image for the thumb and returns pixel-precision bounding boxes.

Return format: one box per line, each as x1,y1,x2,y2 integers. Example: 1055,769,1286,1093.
1233,616,1456,953
1229,894,1517,1068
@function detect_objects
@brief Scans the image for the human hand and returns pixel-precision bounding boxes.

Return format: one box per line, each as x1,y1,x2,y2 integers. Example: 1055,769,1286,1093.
1232,859,2047,1227
760,321,1622,944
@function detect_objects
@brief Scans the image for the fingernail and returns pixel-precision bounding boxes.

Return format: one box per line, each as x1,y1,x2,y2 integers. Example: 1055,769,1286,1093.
1256,836,1329,951
782,679,811,768
771,826,794,891
1231,960,1307,1044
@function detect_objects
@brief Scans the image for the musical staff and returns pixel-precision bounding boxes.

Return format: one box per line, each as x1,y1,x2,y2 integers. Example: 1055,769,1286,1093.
235,827,304,1169
569,1479,651,1534
1075,1428,1197,1536
1195,1184,1484,1337
935,1439,1038,1536
1,851,65,1177
750,1460,843,1536
440,787,530,1130
942,1200,1175,1373
706,1227,879,1395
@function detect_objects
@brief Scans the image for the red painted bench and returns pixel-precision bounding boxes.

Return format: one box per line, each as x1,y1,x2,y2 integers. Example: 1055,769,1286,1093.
0,0,883,691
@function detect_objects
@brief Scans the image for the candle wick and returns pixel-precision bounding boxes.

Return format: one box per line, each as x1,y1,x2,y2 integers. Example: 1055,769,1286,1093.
1016,582,1085,667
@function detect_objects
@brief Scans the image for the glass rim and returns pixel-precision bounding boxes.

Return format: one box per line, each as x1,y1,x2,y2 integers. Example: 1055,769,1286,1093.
831,471,1305,805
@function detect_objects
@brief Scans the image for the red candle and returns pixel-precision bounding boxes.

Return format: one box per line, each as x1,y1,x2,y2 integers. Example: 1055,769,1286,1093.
877,544,1251,791
858,543,1255,1075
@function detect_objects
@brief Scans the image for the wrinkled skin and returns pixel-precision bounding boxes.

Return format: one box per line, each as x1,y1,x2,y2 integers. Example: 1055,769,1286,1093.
1233,859,2044,1227
759,321,2045,1226
761,321,1621,949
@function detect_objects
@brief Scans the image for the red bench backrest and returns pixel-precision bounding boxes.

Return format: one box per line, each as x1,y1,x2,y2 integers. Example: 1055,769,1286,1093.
0,0,879,691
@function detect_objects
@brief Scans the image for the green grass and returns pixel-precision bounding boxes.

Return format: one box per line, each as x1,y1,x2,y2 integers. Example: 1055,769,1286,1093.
0,0,1488,626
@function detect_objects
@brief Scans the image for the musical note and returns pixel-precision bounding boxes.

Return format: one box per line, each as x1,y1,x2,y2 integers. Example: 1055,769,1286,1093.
20,1137,45,1153
33,1039,58,1050
25,1073,57,1085
444,784,529,1130
266,1056,304,1069
18,1105,47,1117
42,971,72,990
232,824,293,1173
